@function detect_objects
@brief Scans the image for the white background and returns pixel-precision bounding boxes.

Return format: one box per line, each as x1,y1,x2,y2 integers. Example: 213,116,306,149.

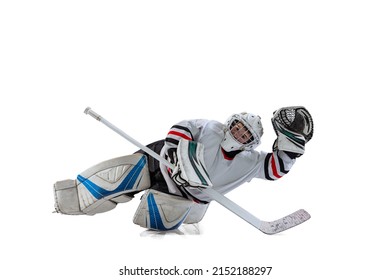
1,1,389,279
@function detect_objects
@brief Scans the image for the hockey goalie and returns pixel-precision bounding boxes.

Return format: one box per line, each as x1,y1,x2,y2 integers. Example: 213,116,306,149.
53,106,313,231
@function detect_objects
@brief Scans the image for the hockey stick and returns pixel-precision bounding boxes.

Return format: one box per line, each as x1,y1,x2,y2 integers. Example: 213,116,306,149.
84,107,310,234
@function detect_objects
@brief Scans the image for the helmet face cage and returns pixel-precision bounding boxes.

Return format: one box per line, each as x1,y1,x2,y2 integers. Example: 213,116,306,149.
229,119,254,145
222,113,263,151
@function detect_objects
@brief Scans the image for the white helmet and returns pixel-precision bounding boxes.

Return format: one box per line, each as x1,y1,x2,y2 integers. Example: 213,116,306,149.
221,112,264,152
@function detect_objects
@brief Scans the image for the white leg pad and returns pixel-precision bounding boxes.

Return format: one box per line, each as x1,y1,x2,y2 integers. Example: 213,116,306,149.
133,189,195,231
184,203,209,224
54,153,150,215
53,179,83,215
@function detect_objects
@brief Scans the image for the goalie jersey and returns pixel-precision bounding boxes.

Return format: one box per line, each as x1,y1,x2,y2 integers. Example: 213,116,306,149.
159,119,296,203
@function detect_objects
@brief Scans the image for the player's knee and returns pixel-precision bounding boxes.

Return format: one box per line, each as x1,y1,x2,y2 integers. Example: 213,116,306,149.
184,203,209,224
133,189,195,231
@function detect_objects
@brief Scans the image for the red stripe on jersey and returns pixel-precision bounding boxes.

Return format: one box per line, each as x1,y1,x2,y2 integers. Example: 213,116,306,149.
168,130,192,140
221,148,234,160
271,153,282,179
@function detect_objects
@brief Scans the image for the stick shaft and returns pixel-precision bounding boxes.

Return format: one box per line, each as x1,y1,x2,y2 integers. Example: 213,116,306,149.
84,107,174,170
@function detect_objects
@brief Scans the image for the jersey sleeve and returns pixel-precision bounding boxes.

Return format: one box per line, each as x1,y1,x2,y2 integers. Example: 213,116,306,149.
256,150,296,181
163,119,205,166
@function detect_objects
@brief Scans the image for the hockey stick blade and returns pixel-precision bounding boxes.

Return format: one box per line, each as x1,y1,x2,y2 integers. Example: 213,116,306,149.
200,187,310,234
258,209,311,234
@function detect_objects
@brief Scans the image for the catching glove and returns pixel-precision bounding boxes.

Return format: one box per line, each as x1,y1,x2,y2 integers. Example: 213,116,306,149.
272,106,314,157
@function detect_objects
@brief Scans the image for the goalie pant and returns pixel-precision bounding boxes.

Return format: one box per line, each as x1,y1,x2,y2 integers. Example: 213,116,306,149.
53,120,297,231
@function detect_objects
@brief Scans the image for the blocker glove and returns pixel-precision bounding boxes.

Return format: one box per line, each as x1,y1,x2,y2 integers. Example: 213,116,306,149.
170,139,213,188
271,106,314,158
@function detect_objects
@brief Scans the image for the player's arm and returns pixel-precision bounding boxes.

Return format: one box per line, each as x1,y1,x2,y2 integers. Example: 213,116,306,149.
257,106,314,181
163,120,204,167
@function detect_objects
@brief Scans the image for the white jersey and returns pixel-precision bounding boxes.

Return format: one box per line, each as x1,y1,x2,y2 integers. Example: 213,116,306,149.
160,119,296,202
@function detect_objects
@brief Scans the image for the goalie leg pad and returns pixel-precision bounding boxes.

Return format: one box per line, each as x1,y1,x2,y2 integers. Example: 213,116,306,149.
183,203,209,224
54,153,151,215
133,189,195,231
53,179,83,215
